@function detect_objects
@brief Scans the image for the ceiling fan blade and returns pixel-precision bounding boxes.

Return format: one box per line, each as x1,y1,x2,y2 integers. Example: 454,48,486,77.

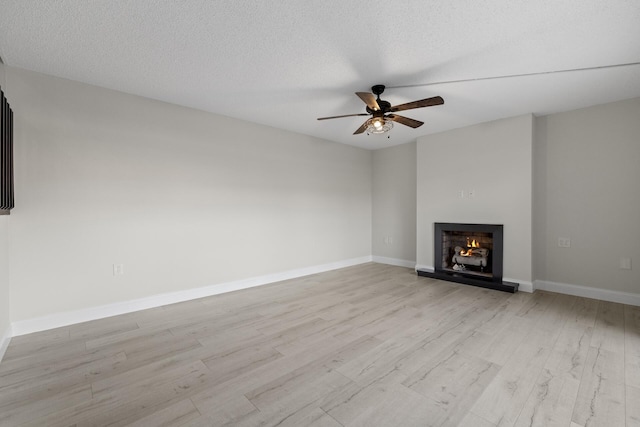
390,96,444,112
387,114,423,128
356,92,380,111
317,113,370,120
353,120,370,135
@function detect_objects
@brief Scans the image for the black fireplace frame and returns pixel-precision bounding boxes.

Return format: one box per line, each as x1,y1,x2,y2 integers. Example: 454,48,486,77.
434,222,504,282
417,222,518,293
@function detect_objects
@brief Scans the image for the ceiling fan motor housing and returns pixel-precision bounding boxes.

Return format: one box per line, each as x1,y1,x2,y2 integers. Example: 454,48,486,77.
367,85,391,114
366,100,391,115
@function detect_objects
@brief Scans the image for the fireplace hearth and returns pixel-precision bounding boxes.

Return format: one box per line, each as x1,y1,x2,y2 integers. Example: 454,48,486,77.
417,223,519,293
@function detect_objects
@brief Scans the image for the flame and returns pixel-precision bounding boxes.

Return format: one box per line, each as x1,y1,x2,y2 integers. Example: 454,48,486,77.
460,238,481,256
466,238,480,248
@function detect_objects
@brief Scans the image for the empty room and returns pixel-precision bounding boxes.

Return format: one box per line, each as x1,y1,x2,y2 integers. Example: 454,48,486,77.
1,1,639,426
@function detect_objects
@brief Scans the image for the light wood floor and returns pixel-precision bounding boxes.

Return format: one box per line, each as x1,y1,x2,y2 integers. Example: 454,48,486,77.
1,263,639,426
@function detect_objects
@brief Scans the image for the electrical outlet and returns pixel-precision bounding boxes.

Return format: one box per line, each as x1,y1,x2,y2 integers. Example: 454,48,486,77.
113,264,124,276
458,190,465,199
557,237,571,248
468,189,475,198
620,258,632,270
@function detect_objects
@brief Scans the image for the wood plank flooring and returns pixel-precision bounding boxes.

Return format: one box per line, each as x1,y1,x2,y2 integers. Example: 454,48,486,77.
1,263,638,426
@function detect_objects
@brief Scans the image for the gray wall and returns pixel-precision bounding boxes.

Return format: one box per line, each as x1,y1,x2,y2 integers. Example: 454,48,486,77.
372,142,417,265
0,214,8,357
416,115,534,285
533,98,640,293
6,67,373,322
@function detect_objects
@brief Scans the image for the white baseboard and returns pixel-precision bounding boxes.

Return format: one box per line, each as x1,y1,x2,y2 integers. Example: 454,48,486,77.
372,256,416,269
535,280,640,307
11,256,373,337
0,324,12,362
16,257,637,338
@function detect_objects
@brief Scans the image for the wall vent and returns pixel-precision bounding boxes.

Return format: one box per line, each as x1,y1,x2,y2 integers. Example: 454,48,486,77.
1,86,14,214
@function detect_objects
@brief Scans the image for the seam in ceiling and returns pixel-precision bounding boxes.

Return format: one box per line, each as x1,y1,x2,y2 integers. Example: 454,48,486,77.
387,61,640,89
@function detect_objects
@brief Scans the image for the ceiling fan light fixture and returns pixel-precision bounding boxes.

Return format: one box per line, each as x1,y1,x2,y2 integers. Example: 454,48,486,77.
366,117,393,134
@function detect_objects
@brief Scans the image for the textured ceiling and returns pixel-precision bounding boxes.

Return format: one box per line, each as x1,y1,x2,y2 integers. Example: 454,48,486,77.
1,0,639,149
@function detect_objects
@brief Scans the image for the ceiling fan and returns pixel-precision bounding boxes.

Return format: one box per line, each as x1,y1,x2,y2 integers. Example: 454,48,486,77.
317,84,444,135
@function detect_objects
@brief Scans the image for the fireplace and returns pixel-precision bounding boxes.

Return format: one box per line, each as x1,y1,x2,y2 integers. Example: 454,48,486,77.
436,223,503,282
417,223,518,293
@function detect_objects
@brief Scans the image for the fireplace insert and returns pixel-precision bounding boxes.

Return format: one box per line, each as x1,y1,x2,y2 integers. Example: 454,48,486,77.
435,223,503,282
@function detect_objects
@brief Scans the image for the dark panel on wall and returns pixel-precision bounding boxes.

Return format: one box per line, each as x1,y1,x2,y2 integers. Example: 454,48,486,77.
1,86,14,213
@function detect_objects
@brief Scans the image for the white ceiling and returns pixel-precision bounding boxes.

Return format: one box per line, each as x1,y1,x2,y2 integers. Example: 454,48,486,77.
1,0,639,150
